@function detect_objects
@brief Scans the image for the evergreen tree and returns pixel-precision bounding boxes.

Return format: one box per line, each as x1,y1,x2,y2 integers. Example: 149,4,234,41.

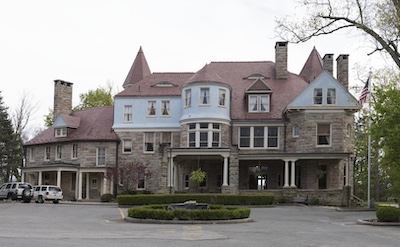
0,92,23,183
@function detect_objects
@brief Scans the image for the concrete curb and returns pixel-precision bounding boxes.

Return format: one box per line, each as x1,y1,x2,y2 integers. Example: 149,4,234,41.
124,216,254,224
357,219,400,226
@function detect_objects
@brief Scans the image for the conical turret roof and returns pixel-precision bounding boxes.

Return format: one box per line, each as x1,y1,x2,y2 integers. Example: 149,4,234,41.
299,47,324,83
122,47,151,88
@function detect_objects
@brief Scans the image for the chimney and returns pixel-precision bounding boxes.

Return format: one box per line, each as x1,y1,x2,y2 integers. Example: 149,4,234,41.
336,54,349,89
275,41,288,79
53,79,73,122
323,54,334,75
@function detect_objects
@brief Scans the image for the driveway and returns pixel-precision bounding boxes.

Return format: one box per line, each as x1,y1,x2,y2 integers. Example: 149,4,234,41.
0,201,398,247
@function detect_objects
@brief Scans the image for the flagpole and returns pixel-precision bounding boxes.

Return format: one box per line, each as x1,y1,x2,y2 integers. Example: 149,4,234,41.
367,72,372,208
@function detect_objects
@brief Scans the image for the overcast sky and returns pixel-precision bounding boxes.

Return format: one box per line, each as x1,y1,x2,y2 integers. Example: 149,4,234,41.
0,0,387,138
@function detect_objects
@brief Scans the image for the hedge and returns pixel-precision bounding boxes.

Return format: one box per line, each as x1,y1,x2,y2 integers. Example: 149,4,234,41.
127,204,251,220
117,194,274,206
376,206,400,222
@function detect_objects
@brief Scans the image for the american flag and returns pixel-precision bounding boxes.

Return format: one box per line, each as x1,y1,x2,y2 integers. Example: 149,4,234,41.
358,77,370,105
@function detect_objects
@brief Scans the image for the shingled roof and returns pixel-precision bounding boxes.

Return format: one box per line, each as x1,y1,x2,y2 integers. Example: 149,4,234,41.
299,47,324,83
25,106,118,145
122,47,151,89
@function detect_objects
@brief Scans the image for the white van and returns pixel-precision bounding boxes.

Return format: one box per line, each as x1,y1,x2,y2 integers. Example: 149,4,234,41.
33,185,63,204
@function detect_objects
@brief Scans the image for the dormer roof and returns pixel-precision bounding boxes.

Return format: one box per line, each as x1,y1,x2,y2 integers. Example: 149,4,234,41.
184,64,228,87
122,47,151,89
53,114,81,129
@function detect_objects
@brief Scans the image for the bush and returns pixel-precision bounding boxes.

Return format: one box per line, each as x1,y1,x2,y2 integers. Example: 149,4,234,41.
117,194,274,206
376,206,400,222
127,204,251,221
100,193,114,202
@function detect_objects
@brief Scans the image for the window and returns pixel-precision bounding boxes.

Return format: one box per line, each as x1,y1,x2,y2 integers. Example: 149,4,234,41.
317,123,331,146
144,133,155,153
44,146,50,161
200,88,210,105
187,123,221,148
346,124,351,137
55,145,62,160
123,140,132,153
147,101,156,117
55,128,67,137
184,89,191,107
137,170,145,189
161,100,170,117
327,89,336,104
123,105,132,122
239,126,279,149
28,148,35,162
91,178,98,189
248,95,270,112
161,132,172,147
71,144,78,159
313,89,323,105
219,89,226,106
293,125,299,137
97,148,106,166
184,174,190,188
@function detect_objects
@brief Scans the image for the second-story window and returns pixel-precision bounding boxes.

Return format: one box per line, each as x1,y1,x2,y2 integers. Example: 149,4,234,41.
239,126,279,149
44,146,50,161
313,89,323,105
147,101,156,117
71,144,78,159
97,148,106,166
317,123,331,146
327,88,336,104
161,100,170,117
184,89,191,107
248,95,270,112
200,88,210,105
219,89,226,107
55,145,62,160
187,123,220,148
123,105,132,122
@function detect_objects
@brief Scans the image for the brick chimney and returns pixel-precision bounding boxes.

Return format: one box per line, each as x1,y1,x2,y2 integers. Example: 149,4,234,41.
53,79,73,122
275,41,288,79
336,55,349,89
323,54,333,75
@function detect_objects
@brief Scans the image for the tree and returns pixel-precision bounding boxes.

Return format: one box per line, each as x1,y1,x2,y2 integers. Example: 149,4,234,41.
11,91,39,142
73,83,114,111
275,0,400,68
0,92,23,183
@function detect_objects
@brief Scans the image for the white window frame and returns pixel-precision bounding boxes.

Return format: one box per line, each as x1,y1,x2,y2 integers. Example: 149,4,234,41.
160,100,170,117
44,146,50,161
96,148,106,166
219,89,226,107
199,88,210,106
147,101,157,117
313,88,323,105
143,133,155,153
123,105,133,122
55,128,67,137
29,147,35,162
248,95,270,112
327,88,336,105
316,123,331,146
71,144,78,159
184,89,191,107
160,132,172,147
55,145,62,160
123,139,132,154
239,126,279,149
187,123,221,148
293,125,299,138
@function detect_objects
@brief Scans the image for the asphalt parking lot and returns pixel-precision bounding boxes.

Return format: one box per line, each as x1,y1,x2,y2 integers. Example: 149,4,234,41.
0,201,399,247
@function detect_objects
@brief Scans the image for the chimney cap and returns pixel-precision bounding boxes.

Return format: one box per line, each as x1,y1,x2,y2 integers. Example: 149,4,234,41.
275,41,288,48
54,79,73,86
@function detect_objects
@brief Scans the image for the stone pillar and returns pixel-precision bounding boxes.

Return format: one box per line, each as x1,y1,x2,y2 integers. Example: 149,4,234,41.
284,160,289,187
77,172,82,200
290,160,297,188
56,170,61,188
222,156,229,186
38,171,42,185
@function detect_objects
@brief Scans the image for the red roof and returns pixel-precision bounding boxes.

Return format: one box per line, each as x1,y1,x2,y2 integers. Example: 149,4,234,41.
25,106,118,145
299,47,324,83
122,47,151,89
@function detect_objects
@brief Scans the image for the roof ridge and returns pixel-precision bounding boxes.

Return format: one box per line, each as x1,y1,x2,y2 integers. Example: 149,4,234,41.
153,72,195,74
210,61,273,64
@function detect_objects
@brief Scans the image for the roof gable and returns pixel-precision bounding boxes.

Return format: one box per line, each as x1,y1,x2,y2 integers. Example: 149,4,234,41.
286,71,360,111
245,78,273,93
54,114,81,129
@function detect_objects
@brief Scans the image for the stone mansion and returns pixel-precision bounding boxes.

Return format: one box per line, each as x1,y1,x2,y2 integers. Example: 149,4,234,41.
22,42,360,205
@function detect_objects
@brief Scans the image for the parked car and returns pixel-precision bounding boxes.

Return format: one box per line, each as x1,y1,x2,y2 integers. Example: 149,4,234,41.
0,182,33,203
33,185,63,204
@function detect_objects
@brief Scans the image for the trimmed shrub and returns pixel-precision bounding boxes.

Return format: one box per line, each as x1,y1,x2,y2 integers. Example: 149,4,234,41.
127,204,251,221
117,194,274,206
376,206,400,222
100,193,114,202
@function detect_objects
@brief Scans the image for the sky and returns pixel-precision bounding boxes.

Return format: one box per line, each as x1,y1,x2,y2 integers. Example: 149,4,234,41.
0,0,388,138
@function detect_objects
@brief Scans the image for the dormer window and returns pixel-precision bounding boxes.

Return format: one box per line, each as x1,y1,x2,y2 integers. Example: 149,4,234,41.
155,81,174,87
327,89,336,104
248,95,270,113
314,89,323,105
55,128,67,137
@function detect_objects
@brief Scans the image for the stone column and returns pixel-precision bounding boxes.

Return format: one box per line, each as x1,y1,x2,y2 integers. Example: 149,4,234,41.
222,156,229,186
284,160,289,187
57,170,61,188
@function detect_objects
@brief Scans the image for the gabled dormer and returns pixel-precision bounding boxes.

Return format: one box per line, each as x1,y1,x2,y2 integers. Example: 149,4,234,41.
53,114,81,138
285,71,360,112
245,75,273,113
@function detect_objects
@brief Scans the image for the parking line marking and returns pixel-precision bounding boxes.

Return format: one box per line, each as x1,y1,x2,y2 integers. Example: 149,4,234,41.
118,208,125,220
